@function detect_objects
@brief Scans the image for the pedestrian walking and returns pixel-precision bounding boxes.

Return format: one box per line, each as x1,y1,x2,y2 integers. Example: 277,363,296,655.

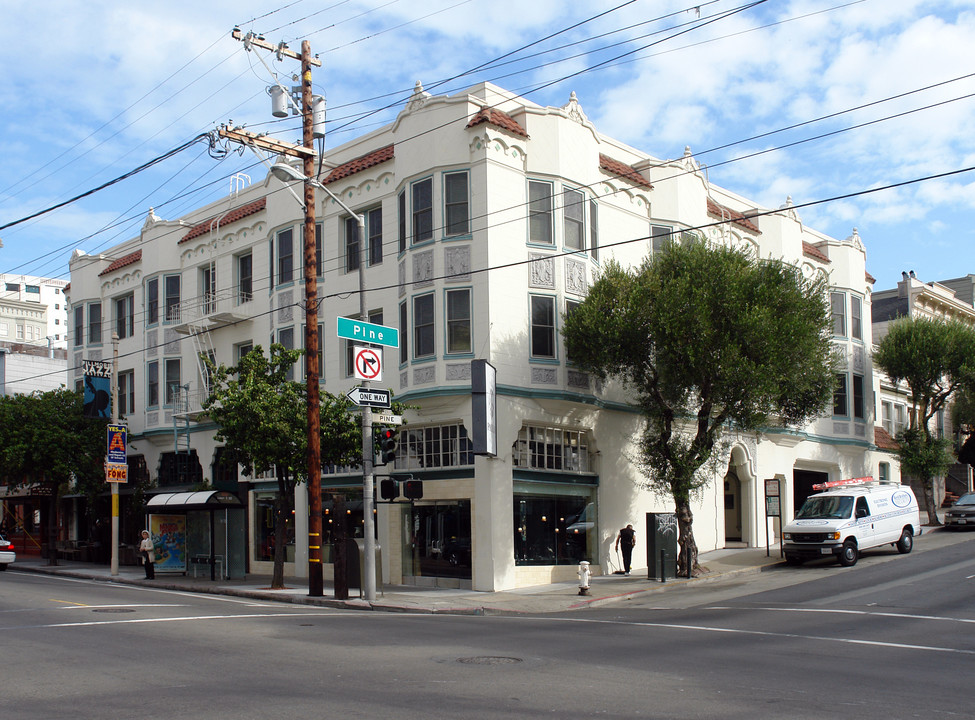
615,523,636,575
139,530,156,580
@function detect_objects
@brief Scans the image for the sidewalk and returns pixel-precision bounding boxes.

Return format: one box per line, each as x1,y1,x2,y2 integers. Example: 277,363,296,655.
6,544,786,615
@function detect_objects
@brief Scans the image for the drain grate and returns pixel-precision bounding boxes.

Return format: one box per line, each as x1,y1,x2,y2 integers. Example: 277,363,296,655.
92,608,136,613
457,656,522,665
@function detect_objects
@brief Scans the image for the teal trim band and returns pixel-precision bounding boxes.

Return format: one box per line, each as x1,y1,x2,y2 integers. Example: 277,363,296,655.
513,469,599,485
396,383,640,414
389,468,476,481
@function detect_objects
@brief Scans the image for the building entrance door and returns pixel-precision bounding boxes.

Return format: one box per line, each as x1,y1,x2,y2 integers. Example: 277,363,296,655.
401,500,471,589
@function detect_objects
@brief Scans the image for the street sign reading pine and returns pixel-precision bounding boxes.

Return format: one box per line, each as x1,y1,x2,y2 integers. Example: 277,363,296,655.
337,317,399,348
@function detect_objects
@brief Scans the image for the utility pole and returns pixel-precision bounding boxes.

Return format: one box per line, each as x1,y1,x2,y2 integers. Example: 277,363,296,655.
111,332,119,577
227,29,330,597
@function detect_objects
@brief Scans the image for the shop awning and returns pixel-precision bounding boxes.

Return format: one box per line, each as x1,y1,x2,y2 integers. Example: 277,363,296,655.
146,491,243,510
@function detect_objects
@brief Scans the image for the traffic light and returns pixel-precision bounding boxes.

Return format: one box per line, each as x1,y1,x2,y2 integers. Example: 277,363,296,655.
379,428,398,465
404,479,424,500
379,479,399,501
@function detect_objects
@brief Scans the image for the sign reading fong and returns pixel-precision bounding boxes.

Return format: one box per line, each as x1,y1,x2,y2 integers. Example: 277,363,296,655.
337,317,399,348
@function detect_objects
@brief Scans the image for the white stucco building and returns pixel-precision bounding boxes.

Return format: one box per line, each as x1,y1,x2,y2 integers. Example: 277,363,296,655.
65,82,894,589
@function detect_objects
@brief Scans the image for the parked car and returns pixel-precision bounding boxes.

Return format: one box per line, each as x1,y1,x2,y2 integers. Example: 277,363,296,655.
944,493,975,529
0,533,15,570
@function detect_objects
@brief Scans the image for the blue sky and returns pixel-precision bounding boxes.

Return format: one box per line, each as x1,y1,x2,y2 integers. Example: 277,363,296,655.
1,0,973,292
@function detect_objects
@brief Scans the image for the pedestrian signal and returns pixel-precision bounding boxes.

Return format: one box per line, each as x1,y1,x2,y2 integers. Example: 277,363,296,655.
379,479,399,501
404,479,423,500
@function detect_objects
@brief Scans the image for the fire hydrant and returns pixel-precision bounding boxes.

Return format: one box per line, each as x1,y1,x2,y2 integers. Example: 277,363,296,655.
577,561,591,596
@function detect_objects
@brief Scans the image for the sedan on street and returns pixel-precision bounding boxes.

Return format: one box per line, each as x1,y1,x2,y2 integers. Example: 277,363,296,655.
0,533,15,570
945,493,975,529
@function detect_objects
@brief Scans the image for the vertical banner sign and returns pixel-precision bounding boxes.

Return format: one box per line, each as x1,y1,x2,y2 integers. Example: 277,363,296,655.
764,478,781,558
149,514,187,574
83,359,112,419
471,359,497,457
105,424,128,483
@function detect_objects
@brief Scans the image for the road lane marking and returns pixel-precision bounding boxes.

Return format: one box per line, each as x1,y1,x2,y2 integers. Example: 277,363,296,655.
510,616,975,656
59,603,186,610
7,611,358,630
50,599,89,606
707,606,975,625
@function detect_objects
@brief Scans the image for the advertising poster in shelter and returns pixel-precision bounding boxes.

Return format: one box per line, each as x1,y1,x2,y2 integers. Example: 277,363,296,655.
149,514,186,573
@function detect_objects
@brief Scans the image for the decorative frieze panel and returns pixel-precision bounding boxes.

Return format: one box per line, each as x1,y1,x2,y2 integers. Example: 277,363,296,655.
444,246,471,282
74,352,83,376
565,259,587,296
400,371,408,388
414,366,435,385
833,421,849,435
446,363,471,381
529,253,555,289
567,369,590,390
531,367,557,384
164,329,180,355
398,261,406,297
277,290,294,323
413,251,434,287
146,411,158,426
146,330,157,358
852,345,865,373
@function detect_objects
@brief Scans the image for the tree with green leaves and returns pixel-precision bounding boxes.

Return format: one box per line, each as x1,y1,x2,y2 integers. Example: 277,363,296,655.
562,241,835,575
873,317,975,524
202,344,363,588
0,388,106,564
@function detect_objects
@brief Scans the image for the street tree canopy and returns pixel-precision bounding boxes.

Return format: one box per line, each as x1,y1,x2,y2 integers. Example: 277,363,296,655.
562,240,834,574
873,317,975,524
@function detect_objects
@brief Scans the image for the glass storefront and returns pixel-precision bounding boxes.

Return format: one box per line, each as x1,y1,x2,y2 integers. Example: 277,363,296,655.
401,500,472,582
513,483,597,566
254,492,294,562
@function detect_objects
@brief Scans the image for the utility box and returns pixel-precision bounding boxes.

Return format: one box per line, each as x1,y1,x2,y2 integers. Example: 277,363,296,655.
347,538,382,596
646,512,678,580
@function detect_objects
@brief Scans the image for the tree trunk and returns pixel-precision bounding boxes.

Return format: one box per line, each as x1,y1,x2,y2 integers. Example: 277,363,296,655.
271,468,289,589
46,491,59,567
675,500,699,578
921,476,941,526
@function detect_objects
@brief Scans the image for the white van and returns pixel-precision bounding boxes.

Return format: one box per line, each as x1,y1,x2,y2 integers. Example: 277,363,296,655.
782,478,921,567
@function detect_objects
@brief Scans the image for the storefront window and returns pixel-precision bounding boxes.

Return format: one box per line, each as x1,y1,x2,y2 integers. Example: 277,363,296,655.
322,488,365,548
254,493,294,563
513,485,597,566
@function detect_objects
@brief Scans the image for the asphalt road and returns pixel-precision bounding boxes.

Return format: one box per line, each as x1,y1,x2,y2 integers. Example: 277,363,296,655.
4,533,975,719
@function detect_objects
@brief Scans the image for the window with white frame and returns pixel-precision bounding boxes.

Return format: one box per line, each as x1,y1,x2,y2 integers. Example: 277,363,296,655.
651,224,672,254
895,404,906,435
563,187,585,251
147,361,159,407
278,327,295,381
445,288,471,354
512,425,593,473
114,293,134,339
444,171,469,237
0,321,6,337
237,252,253,304
118,370,135,418
852,374,865,420
528,180,553,245
830,292,846,337
882,401,892,434
164,275,181,322
397,190,407,253
201,262,216,315
565,299,580,363
878,462,890,482
851,295,863,341
833,373,848,417
316,222,324,277
277,228,294,285
412,178,433,244
88,302,102,344
235,341,254,363
589,199,599,261
413,294,435,359
530,295,556,359
165,358,181,405
399,301,408,364
146,277,159,325
344,217,360,273
74,306,84,346
367,207,383,265
396,423,474,470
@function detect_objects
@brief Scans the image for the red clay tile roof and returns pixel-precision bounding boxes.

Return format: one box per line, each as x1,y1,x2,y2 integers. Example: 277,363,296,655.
323,144,395,185
707,198,761,234
466,107,529,138
865,271,876,284
598,154,652,190
179,197,267,244
874,426,899,451
64,283,70,293
99,249,142,276
802,240,831,263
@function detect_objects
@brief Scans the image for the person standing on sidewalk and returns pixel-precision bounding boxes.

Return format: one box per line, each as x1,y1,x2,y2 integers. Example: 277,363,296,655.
615,523,636,575
139,530,156,580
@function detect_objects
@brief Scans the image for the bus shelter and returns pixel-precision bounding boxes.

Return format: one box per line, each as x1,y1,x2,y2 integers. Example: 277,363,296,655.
146,491,245,580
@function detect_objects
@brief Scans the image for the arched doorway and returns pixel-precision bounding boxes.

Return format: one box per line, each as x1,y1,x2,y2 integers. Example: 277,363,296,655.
724,469,743,542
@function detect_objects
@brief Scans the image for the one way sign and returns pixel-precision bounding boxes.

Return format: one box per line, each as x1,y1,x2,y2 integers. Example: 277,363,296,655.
346,387,392,408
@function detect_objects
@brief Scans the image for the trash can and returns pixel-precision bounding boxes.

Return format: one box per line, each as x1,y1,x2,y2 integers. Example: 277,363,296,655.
347,538,382,597
646,512,678,580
